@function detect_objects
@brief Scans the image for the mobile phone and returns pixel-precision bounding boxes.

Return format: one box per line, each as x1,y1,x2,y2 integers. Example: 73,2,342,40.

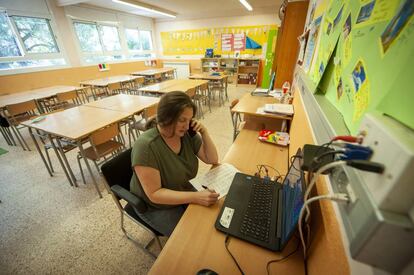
188,122,197,137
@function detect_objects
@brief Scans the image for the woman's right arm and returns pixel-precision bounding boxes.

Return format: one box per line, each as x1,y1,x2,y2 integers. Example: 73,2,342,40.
134,165,219,206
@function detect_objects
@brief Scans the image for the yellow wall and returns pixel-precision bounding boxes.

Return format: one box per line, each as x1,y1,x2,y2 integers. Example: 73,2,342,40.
0,61,159,95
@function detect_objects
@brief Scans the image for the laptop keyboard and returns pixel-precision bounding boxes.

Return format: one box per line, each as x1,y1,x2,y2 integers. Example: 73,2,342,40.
240,180,274,242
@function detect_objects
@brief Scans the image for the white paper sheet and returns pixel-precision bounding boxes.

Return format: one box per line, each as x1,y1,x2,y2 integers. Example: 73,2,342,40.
190,163,240,199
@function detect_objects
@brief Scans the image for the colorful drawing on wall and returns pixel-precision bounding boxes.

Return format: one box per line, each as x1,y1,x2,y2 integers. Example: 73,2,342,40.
351,59,370,122
160,24,276,56
337,78,343,100
356,1,376,24
326,21,333,35
380,0,414,53
351,60,367,93
303,16,322,73
343,13,352,39
333,5,344,29
221,34,233,51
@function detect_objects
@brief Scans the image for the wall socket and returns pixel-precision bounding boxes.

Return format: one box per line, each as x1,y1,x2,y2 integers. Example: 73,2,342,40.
358,113,414,215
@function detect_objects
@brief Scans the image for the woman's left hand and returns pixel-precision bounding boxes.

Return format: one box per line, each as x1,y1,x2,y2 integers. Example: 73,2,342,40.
190,119,207,135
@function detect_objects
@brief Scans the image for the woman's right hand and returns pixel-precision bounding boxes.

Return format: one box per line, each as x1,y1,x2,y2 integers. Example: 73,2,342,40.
192,190,220,206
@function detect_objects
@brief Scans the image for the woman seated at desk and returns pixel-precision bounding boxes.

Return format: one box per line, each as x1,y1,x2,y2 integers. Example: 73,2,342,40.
130,91,220,236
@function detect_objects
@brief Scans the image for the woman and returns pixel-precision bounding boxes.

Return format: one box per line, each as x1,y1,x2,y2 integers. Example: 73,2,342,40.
130,91,220,236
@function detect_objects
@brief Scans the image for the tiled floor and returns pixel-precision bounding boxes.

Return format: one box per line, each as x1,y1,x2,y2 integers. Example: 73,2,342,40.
0,84,250,274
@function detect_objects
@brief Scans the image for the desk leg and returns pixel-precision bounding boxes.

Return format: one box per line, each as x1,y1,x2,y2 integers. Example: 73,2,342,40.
55,137,78,187
47,134,75,187
77,141,103,198
28,128,53,177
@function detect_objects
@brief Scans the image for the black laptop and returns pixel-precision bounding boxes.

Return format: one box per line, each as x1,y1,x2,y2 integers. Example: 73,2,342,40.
215,148,304,251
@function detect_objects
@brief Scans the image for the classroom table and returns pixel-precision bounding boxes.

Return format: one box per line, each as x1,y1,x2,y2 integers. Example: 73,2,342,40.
80,75,144,99
232,93,293,134
0,85,82,110
21,105,130,197
130,67,176,79
189,73,229,104
149,125,304,274
138,79,208,95
79,75,143,88
85,94,159,115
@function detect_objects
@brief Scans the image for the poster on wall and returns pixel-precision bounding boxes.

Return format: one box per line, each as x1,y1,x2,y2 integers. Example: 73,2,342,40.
221,33,233,51
233,33,246,50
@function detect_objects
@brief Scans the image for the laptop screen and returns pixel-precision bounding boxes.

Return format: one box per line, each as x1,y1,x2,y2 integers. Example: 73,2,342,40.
281,149,304,244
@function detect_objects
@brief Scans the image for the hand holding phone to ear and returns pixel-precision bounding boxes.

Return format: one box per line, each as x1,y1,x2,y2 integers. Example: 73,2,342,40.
188,119,206,137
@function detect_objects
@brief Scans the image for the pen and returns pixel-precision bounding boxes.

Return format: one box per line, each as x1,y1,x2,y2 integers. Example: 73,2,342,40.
202,185,214,193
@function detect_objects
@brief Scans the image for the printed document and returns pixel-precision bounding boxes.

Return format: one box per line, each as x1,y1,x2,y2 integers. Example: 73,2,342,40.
190,163,240,199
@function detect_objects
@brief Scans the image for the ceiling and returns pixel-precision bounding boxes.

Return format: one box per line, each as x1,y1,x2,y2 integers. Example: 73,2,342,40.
56,0,283,21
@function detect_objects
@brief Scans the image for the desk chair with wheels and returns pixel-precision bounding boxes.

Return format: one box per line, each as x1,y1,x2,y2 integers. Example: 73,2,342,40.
101,148,163,258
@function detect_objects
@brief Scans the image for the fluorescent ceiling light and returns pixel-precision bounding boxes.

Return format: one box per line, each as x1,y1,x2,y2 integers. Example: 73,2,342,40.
239,0,253,11
112,0,176,18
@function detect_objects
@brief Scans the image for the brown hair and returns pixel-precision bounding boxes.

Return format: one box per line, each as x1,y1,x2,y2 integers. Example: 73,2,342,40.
156,91,197,127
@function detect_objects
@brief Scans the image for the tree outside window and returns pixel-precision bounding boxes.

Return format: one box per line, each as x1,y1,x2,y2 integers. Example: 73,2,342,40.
13,16,59,54
73,22,102,52
139,30,152,50
0,13,22,57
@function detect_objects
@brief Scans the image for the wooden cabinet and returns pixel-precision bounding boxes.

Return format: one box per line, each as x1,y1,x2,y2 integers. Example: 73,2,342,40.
201,57,237,83
200,57,260,85
237,58,260,87
273,0,309,88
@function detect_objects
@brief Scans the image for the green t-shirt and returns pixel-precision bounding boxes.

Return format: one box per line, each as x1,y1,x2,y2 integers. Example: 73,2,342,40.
130,127,202,209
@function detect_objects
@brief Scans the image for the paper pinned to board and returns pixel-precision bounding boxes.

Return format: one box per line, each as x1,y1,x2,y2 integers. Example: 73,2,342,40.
190,163,240,199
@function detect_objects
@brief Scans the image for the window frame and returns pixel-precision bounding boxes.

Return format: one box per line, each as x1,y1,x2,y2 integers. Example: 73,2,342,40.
0,10,68,75
72,20,125,64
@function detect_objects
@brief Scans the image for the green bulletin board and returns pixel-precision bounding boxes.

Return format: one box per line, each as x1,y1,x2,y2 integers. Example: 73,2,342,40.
301,0,414,134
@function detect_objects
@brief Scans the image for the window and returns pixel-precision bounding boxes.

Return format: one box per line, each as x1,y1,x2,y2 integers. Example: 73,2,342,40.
13,16,58,54
139,30,152,51
73,22,102,52
0,13,21,57
100,25,121,51
125,28,140,50
125,28,153,51
73,21,126,64
0,12,65,73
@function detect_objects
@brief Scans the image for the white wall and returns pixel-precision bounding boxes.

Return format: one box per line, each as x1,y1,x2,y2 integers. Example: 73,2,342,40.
154,13,280,59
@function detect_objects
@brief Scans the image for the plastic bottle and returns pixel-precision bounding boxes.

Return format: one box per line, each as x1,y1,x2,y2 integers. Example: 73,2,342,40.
281,81,290,104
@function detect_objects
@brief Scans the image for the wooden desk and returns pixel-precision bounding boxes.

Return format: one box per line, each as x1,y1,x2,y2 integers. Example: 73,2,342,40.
84,94,159,116
149,127,304,275
138,79,208,94
232,93,293,134
79,75,142,88
189,73,228,81
0,85,81,109
21,105,129,197
130,68,175,77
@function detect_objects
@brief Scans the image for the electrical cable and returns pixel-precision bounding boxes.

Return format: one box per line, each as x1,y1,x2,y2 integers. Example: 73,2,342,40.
225,235,245,275
298,193,349,259
266,238,300,275
303,161,347,222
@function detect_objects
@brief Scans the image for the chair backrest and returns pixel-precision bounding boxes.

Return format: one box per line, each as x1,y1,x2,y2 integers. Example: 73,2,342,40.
101,148,133,191
186,87,196,98
134,77,145,86
56,90,78,104
144,103,158,119
90,123,120,146
154,73,162,80
230,98,239,110
6,99,37,116
108,82,122,92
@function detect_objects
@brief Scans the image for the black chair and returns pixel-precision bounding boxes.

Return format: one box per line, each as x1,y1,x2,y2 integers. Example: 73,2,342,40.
101,148,163,258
